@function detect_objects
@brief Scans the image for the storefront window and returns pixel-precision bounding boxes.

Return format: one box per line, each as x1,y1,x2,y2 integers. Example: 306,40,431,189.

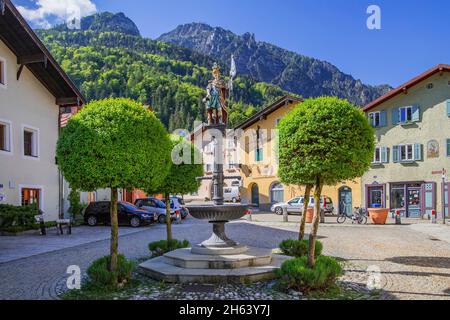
391,187,405,209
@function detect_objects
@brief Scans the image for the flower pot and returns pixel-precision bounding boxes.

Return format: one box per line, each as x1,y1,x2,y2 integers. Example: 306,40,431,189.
368,208,389,225
305,208,314,223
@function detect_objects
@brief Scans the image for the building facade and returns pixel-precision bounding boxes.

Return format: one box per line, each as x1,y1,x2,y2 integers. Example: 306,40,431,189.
0,0,85,221
362,65,450,218
188,123,241,202
235,96,362,212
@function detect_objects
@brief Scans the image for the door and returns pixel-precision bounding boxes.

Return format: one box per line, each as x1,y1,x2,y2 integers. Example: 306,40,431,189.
368,187,384,208
118,204,129,224
251,184,259,207
287,197,301,213
339,187,353,215
423,183,436,218
406,187,422,218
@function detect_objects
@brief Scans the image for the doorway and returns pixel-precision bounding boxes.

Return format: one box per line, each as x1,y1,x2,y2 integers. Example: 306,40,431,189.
251,184,260,207
338,187,352,215
367,186,384,208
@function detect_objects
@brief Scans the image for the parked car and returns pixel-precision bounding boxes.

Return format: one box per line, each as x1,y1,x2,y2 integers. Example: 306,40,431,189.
84,201,157,228
170,196,189,219
271,196,334,215
134,198,177,224
224,187,241,203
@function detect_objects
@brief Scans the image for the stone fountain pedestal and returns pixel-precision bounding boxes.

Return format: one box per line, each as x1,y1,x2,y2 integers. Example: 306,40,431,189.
137,204,290,284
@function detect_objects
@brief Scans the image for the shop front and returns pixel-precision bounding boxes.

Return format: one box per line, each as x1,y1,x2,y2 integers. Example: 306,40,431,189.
366,182,437,218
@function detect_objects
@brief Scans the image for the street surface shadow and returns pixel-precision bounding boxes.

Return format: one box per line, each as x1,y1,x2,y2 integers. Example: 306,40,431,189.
386,256,450,269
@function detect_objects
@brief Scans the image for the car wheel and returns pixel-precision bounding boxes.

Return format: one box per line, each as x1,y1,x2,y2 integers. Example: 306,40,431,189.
130,217,141,228
87,215,98,226
158,215,166,224
232,198,237,203
275,207,283,215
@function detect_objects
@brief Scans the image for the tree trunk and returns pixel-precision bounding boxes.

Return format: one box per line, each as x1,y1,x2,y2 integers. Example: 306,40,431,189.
299,184,313,241
165,192,172,243
109,188,119,284
308,177,323,268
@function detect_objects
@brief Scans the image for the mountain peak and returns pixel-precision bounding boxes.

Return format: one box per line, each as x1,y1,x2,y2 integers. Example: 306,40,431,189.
54,12,140,36
157,22,391,106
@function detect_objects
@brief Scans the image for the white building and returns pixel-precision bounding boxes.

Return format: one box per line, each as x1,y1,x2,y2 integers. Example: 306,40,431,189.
0,0,85,221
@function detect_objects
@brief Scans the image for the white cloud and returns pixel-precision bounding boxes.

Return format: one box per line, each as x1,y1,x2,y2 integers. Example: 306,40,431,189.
17,0,97,29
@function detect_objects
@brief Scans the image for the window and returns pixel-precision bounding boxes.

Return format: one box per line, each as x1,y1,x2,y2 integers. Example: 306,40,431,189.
369,112,380,127
21,188,41,209
205,164,212,172
393,144,423,162
0,57,6,87
426,83,434,90
255,148,263,162
276,118,282,126
393,105,420,124
446,100,450,117
270,183,284,203
373,147,389,164
0,120,12,153
23,127,39,158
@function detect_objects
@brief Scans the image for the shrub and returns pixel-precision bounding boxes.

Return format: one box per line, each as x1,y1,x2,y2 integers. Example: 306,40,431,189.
87,254,135,287
275,256,342,293
0,203,38,230
68,189,82,219
279,239,323,258
148,239,190,257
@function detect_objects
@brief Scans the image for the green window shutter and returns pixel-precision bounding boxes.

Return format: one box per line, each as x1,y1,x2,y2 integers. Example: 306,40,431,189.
392,108,399,125
393,145,399,163
381,147,389,163
414,144,423,161
412,105,420,122
380,111,387,127
447,139,450,157
447,100,450,117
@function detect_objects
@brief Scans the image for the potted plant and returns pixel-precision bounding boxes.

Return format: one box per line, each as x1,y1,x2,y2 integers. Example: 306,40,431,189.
368,208,389,225
305,207,314,223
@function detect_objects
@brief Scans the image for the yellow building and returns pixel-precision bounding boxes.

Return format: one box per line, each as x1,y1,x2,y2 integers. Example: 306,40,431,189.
235,96,362,213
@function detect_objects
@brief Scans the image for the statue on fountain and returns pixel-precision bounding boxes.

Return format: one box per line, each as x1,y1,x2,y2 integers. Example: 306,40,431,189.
203,63,229,126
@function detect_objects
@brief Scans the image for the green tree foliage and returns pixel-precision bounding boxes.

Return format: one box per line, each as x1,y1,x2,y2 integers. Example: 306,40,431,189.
278,97,375,267
147,136,204,242
57,98,172,284
37,30,292,130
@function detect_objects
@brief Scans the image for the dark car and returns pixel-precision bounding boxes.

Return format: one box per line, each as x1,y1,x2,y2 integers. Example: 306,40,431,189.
134,198,177,224
84,201,157,228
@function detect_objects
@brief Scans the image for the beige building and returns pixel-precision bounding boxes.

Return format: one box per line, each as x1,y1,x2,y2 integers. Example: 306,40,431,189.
362,64,450,218
188,123,241,202
0,1,84,221
235,96,362,212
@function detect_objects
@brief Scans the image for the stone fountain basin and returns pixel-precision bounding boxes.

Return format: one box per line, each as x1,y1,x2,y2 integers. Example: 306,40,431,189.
186,204,249,222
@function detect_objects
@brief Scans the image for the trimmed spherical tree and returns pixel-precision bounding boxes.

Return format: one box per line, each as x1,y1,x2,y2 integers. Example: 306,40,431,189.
57,98,171,284
278,97,375,267
147,136,204,242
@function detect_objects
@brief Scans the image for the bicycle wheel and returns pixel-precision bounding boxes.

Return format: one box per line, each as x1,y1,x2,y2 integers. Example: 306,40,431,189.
337,215,347,224
358,215,368,225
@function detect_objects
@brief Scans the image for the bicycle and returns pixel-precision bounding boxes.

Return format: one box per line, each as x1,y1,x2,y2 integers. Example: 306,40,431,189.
337,206,368,224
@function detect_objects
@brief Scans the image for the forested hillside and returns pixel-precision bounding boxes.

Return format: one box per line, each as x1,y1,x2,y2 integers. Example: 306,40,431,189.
37,14,292,131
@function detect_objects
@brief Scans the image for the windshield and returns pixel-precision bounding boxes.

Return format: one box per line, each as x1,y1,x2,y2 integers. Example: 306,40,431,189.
120,202,138,210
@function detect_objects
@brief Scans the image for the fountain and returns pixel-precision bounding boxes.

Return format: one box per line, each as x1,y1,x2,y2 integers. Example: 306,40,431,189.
138,61,289,284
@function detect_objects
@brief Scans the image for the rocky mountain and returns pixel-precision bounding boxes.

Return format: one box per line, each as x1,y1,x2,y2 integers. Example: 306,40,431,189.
158,23,391,106
54,12,140,36
37,14,290,131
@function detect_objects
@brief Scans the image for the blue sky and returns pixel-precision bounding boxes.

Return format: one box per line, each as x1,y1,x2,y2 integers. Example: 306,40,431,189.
12,0,450,87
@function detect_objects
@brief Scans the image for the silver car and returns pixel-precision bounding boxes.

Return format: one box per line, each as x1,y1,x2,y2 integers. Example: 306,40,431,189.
135,198,176,224
271,196,334,215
